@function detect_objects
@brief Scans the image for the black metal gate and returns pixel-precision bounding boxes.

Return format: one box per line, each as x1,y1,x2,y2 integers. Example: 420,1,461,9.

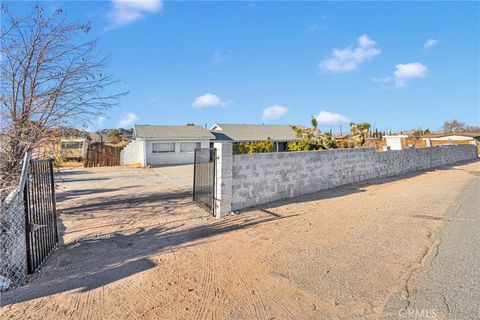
23,159,58,273
193,148,216,215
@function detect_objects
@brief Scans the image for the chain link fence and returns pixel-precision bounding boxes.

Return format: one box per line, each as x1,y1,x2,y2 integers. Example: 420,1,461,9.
0,153,30,291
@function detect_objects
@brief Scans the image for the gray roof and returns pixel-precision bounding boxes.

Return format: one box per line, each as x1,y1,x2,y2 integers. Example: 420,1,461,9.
134,125,215,139
210,123,302,141
210,131,233,141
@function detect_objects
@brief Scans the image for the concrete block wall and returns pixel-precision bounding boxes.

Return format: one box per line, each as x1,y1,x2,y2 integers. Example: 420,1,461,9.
228,144,477,211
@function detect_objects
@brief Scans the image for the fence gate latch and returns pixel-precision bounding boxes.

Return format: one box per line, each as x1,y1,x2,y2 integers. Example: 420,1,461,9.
27,223,47,233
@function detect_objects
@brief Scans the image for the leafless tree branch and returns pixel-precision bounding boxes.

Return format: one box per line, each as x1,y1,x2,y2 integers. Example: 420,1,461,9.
1,4,127,199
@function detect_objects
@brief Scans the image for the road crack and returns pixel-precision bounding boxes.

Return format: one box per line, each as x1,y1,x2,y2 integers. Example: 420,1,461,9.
401,231,442,311
442,293,451,314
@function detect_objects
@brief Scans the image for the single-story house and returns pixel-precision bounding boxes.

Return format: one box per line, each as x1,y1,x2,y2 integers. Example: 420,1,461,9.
422,132,480,147
383,132,480,151
210,123,302,152
120,125,214,167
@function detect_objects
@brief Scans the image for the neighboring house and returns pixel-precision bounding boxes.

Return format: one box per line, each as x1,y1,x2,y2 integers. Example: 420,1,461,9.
120,125,214,166
422,132,480,147
384,135,409,150
60,137,89,160
210,123,302,152
383,135,429,150
383,132,480,151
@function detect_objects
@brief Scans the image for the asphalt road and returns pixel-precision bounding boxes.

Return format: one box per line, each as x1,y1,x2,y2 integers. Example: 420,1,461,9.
405,174,480,320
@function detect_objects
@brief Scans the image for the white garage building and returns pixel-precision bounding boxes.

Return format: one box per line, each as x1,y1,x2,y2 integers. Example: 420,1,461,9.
120,125,214,167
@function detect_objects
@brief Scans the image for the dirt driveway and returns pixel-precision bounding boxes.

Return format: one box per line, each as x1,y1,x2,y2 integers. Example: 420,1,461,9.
1,161,479,319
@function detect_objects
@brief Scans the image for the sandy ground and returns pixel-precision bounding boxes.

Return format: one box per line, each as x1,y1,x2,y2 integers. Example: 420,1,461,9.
1,161,479,320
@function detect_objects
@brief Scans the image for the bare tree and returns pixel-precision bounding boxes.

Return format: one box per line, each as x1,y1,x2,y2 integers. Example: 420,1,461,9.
441,119,480,133
441,119,466,133
0,4,126,198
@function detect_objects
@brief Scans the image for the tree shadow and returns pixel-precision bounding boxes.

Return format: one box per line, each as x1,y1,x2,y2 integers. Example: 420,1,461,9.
56,185,141,202
59,191,192,215
57,176,112,183
56,170,91,176
1,212,294,305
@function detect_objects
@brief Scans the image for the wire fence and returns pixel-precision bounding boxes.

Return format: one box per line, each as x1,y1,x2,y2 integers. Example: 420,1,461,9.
0,152,30,290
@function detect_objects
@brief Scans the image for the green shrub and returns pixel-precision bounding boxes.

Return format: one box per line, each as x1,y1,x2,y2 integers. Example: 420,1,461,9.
233,141,275,154
290,117,338,150
286,141,313,151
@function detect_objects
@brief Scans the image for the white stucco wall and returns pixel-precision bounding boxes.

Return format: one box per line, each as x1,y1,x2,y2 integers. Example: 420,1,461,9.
433,135,475,141
120,139,145,166
385,135,408,150
144,139,210,166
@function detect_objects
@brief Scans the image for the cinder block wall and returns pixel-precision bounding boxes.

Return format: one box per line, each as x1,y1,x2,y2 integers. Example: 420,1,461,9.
230,145,478,211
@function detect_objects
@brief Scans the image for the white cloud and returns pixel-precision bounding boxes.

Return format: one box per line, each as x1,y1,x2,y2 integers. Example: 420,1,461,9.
192,93,230,108
118,113,139,128
319,34,381,73
373,63,428,88
212,49,232,63
372,77,392,83
108,0,162,29
393,63,428,87
423,38,439,49
315,111,350,125
262,105,288,121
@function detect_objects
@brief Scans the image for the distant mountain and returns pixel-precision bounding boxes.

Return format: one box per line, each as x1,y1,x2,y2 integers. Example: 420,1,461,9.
94,128,133,136
59,127,90,138
90,128,133,142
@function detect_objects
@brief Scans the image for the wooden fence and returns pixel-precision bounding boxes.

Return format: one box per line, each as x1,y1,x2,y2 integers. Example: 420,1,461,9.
84,143,122,167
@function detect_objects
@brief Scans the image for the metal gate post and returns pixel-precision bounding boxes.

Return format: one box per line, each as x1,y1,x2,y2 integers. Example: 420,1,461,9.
49,159,59,242
212,148,217,216
23,174,33,274
193,149,197,201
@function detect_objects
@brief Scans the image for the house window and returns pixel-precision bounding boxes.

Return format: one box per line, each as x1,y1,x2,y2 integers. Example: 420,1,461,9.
61,142,82,149
180,142,201,153
152,142,175,153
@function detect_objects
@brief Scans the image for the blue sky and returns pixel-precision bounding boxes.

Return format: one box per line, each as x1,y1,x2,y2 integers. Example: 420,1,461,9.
5,1,480,132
